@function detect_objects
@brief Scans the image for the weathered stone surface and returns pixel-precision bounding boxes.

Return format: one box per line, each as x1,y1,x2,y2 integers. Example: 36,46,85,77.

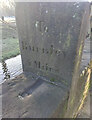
2,73,67,118
16,2,89,88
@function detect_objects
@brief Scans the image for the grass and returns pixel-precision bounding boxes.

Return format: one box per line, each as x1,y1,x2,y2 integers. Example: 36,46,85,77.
1,21,20,61
2,37,20,60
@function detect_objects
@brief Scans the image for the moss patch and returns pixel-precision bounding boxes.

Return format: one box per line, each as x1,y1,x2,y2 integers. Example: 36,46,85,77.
63,30,72,50
50,78,55,82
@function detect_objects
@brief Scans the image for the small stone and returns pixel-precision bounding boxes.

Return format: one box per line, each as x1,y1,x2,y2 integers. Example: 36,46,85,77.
82,70,85,75
18,95,24,100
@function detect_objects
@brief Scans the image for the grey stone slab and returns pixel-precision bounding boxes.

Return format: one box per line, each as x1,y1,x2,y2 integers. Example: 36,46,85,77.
2,73,67,118
15,2,89,87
